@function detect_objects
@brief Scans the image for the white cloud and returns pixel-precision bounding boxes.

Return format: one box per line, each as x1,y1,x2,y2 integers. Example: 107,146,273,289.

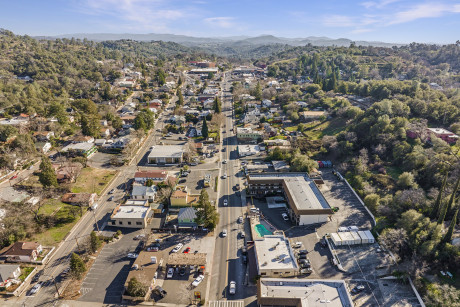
204,17,236,28
361,0,401,9
388,3,460,25
75,0,185,32
322,15,357,27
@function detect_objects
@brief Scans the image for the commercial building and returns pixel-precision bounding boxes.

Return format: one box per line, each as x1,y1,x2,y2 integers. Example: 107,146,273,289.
147,145,184,165
110,205,151,228
253,235,298,278
170,186,189,207
238,144,262,157
178,207,198,228
134,170,169,184
257,278,354,307
188,67,219,74
236,127,263,144
61,142,97,157
247,173,332,225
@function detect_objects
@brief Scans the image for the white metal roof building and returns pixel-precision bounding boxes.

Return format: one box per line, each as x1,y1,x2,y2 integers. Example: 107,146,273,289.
257,278,354,307
147,145,184,165
110,205,151,228
253,235,299,278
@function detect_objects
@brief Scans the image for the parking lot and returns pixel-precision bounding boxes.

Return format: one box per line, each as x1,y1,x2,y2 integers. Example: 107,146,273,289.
78,228,144,304
153,233,215,304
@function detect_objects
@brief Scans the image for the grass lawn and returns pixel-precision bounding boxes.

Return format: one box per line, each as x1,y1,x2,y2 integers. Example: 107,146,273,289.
71,167,117,195
19,267,35,281
303,118,347,140
38,199,66,215
285,126,298,132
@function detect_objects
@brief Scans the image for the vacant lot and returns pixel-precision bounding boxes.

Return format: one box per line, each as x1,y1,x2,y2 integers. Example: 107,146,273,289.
71,168,117,195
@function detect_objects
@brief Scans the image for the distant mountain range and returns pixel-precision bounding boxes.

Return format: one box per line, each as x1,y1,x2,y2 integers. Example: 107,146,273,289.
36,33,404,48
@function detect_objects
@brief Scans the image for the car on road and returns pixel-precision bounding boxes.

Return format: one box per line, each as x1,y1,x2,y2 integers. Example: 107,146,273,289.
30,282,42,295
166,268,174,278
192,274,205,287
222,173,227,179
282,213,289,221
351,285,365,294
298,249,308,255
183,247,191,253
172,243,184,253
32,270,43,283
238,216,243,223
223,199,228,206
229,281,236,294
181,172,189,177
239,231,245,238
134,234,145,240
10,175,18,180
222,229,227,237
127,253,138,259
179,178,186,184
108,196,114,201
222,159,227,164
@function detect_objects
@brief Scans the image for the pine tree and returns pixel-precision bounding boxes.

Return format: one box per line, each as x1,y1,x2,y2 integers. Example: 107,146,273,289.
431,171,448,219
442,202,459,244
194,189,219,231
90,231,101,254
38,156,58,188
70,252,86,279
446,176,460,214
202,117,209,139
177,90,184,105
213,96,221,114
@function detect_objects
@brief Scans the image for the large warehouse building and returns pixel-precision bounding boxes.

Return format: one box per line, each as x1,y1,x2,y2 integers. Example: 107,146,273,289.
247,173,332,225
147,145,184,165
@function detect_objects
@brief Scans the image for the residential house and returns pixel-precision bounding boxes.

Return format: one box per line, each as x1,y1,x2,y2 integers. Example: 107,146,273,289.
61,142,97,157
262,99,273,107
296,101,308,108
120,115,136,125
427,128,459,144
61,193,97,207
0,264,21,288
33,131,54,141
0,242,43,263
94,139,107,147
236,127,263,144
100,128,111,138
134,170,169,184
263,124,277,137
35,142,51,154
170,115,185,126
131,184,156,202
178,207,197,228
53,162,82,183
203,98,214,109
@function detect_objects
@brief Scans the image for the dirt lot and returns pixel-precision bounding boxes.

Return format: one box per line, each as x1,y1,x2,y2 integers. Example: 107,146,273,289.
71,168,117,195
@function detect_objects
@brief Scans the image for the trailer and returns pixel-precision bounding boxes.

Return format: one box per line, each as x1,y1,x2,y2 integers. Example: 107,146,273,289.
330,233,343,246
348,225,359,232
350,231,362,245
338,226,348,232
358,231,370,244
338,232,354,245
363,230,375,243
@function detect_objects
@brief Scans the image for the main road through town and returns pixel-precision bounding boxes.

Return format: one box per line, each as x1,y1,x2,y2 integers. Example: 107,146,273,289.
209,72,248,301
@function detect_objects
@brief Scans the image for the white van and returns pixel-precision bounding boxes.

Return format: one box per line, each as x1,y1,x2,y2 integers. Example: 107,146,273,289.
90,203,98,210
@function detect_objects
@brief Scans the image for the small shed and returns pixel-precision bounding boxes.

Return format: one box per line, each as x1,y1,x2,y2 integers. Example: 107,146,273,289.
350,231,362,245
330,233,342,246
338,232,354,245
363,230,375,243
358,231,369,244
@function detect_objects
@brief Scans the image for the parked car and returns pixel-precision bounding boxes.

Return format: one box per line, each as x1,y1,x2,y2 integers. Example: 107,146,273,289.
192,275,205,287
351,285,365,294
229,281,236,294
293,242,302,248
235,183,240,190
134,234,145,240
109,189,115,194
108,196,114,201
238,216,243,223
183,247,191,253
222,173,227,179
147,246,159,252
166,268,174,278
222,229,227,237
222,160,227,164
172,243,184,253
239,231,245,238
32,270,43,283
298,249,308,255
281,213,289,221
30,282,42,295
320,238,327,248
154,286,167,298
127,253,138,259
179,267,186,276
297,253,307,260
189,162,198,166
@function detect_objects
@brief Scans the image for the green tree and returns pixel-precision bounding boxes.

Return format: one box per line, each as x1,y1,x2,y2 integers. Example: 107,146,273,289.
438,176,460,225
213,96,221,114
145,179,154,187
290,153,318,173
156,69,166,86
397,172,418,189
431,171,449,219
177,90,184,105
195,189,220,230
90,231,101,254
202,117,209,139
126,277,148,297
81,114,101,137
442,202,459,244
38,156,58,188
0,125,18,142
70,252,86,279
134,109,154,132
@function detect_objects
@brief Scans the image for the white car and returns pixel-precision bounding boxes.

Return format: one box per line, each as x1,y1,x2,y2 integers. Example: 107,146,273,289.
282,213,289,221
191,274,205,287
229,281,236,294
166,268,174,278
222,173,227,179
222,160,227,164
172,243,184,253
30,282,42,295
222,229,227,237
127,253,138,259
223,199,228,206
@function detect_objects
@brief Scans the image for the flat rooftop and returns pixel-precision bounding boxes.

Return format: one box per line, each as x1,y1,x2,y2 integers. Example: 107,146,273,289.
112,205,149,219
148,145,184,158
284,176,330,210
254,235,298,271
259,278,353,307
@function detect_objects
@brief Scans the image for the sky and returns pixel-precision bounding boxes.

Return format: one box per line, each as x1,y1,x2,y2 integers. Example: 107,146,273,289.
1,0,460,44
